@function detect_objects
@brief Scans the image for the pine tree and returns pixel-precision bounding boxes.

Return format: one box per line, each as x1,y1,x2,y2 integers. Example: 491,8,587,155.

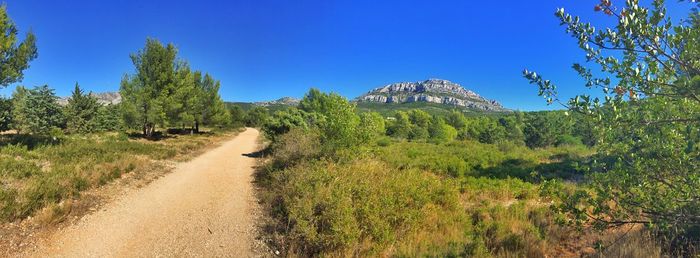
179,65,197,129
119,38,178,137
0,4,38,88
12,85,63,134
95,104,122,132
10,86,28,133
193,73,229,132
65,83,100,134
0,97,11,131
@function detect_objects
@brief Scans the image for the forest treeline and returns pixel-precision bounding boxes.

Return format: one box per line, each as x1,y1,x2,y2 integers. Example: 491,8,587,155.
0,38,232,137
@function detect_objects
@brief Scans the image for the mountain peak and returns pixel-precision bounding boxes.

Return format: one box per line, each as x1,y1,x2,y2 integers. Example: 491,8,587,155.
356,79,508,112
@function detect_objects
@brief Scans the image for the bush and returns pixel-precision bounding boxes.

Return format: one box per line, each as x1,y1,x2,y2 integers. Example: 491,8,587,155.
555,134,583,147
376,137,392,147
269,128,321,168
264,158,467,256
375,140,590,181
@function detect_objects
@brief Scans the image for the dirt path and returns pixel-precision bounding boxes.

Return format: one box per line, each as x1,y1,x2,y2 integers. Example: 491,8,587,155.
31,128,263,257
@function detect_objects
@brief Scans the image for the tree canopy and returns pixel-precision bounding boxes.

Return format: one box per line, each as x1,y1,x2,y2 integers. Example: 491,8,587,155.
0,4,37,87
65,83,100,134
120,38,230,137
525,0,700,244
11,85,63,134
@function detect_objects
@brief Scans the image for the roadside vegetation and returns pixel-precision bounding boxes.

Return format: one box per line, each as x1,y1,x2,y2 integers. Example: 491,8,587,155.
255,1,700,254
0,4,241,223
0,130,238,222
255,89,605,257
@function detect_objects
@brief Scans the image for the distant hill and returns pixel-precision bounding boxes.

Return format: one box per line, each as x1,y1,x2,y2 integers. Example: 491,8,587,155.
57,92,122,106
226,97,300,113
356,79,509,112
253,97,300,107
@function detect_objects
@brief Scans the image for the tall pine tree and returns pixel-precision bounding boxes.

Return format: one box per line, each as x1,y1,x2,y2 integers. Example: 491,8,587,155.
65,83,100,134
119,38,178,137
12,85,63,134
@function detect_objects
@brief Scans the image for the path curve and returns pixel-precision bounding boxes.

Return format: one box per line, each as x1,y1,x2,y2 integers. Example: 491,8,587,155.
33,128,262,257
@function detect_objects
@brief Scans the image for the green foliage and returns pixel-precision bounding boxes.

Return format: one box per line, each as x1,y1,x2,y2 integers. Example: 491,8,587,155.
375,139,590,180
299,88,363,150
523,112,572,148
262,158,465,256
245,106,269,127
195,73,230,128
65,83,100,134
457,116,506,144
11,85,63,135
554,134,583,147
428,116,457,142
120,38,178,136
120,38,230,136
358,111,386,143
446,110,468,130
227,104,247,128
260,124,593,256
408,109,431,128
499,115,525,145
0,97,11,131
262,108,318,143
94,104,123,132
524,0,700,244
0,4,37,88
386,111,411,138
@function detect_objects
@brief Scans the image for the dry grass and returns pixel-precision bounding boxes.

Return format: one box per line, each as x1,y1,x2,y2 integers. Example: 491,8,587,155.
0,128,243,223
256,131,683,257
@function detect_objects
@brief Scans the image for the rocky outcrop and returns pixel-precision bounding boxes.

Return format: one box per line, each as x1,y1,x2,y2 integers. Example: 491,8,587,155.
57,92,122,106
254,97,300,107
356,79,508,112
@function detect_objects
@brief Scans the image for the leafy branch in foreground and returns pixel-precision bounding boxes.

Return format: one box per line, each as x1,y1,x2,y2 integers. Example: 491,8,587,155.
524,0,700,246
0,4,37,87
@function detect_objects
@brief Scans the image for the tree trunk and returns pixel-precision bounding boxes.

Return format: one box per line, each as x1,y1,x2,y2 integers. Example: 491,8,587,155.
195,121,199,134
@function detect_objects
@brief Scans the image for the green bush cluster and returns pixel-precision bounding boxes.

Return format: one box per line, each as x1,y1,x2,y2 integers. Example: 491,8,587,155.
384,108,593,149
262,158,468,256
374,140,590,181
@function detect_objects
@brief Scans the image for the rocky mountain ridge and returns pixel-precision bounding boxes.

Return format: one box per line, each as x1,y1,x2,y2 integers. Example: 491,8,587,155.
253,97,301,107
57,92,122,106
356,79,508,111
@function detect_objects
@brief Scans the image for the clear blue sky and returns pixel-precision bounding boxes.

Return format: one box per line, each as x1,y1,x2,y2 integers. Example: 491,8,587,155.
0,0,693,110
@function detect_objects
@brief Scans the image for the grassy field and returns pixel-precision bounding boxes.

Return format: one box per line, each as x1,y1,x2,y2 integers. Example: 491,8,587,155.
0,129,240,223
255,129,665,257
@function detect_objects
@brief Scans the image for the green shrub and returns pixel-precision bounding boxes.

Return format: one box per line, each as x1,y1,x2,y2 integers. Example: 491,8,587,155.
270,128,321,168
0,158,40,179
375,140,590,181
375,137,392,147
555,134,583,147
265,158,467,256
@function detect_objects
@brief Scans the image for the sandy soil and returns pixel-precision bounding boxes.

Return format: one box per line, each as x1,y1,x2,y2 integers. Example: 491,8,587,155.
29,128,263,257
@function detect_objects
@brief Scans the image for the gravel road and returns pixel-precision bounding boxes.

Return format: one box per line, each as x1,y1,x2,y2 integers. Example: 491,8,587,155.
33,128,263,257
